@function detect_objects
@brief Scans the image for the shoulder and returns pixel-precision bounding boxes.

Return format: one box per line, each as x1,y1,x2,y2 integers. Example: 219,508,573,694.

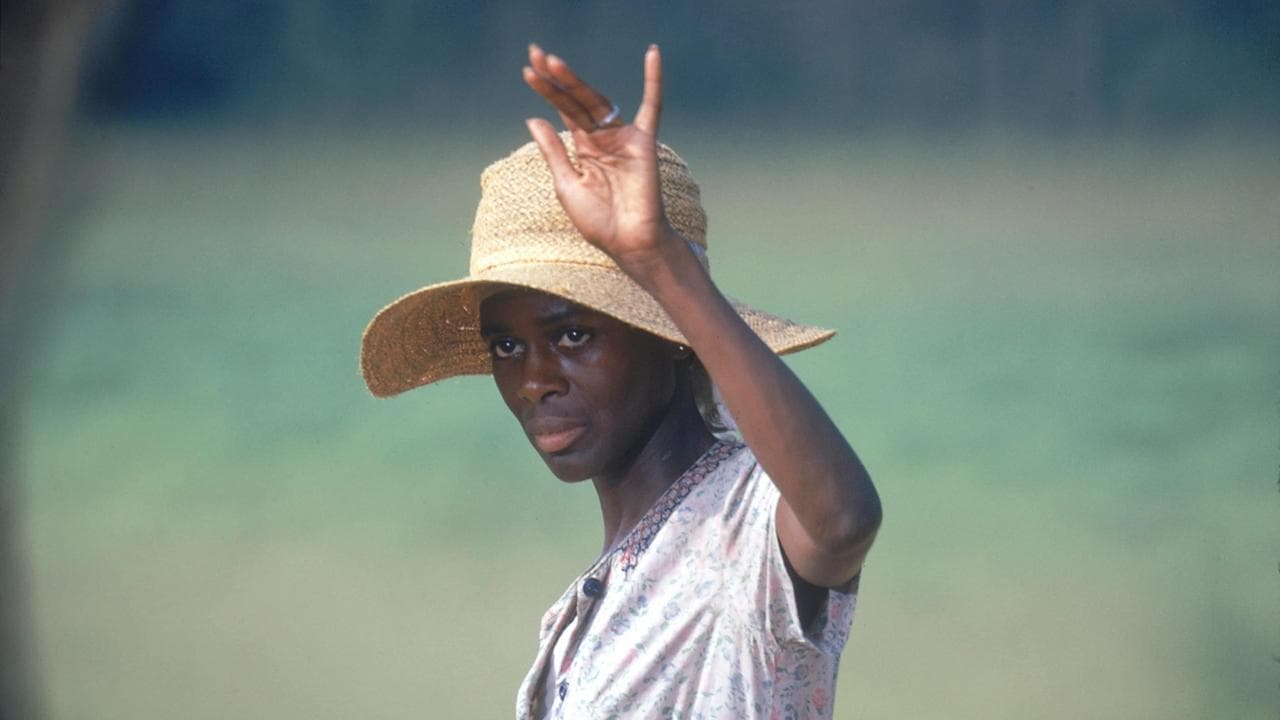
680,439,771,511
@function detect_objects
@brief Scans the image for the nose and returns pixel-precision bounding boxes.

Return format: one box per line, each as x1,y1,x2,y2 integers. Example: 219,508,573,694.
517,344,568,404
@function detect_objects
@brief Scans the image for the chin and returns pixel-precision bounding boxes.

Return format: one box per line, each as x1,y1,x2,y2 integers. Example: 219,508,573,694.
538,450,596,483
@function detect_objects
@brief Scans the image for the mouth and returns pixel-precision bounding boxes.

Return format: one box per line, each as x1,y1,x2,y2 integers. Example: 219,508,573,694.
530,426,586,454
524,412,588,450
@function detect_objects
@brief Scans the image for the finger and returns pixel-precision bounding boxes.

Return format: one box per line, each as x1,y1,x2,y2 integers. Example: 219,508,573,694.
528,42,552,77
528,45,600,129
557,109,602,152
633,44,662,135
557,110,589,136
543,52,618,127
523,62,565,108
525,117,580,188
523,62,596,131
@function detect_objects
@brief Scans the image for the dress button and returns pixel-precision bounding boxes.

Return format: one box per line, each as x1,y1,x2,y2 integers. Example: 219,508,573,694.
558,679,568,700
581,577,603,598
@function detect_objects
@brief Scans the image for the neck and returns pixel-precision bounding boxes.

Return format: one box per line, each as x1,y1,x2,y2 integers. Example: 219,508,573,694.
591,391,716,554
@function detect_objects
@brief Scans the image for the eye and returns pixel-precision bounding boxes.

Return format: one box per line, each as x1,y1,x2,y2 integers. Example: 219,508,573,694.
489,337,524,359
557,327,592,349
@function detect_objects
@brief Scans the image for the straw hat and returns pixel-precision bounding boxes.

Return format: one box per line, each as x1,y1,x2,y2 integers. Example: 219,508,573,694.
360,134,834,398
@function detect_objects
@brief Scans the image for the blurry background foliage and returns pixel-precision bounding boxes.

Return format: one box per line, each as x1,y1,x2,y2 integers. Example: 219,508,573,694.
82,0,1279,134
4,1,1278,719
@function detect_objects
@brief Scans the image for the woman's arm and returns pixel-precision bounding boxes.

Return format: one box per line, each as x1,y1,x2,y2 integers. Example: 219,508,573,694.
523,44,881,588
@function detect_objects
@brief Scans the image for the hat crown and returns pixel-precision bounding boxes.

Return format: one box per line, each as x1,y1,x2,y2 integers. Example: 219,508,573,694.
470,134,708,276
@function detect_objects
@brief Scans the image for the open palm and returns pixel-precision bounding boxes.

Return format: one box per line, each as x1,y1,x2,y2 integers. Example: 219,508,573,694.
523,44,676,270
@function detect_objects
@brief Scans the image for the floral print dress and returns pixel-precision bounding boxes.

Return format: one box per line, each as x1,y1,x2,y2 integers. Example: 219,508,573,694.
516,439,858,720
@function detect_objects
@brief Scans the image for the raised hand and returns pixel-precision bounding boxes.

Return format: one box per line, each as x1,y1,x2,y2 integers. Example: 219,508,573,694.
523,44,680,275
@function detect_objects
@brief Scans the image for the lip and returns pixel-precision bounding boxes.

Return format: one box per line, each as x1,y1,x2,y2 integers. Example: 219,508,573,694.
531,426,586,454
525,418,587,454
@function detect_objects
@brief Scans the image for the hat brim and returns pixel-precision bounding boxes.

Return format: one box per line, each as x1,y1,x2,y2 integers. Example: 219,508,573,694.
360,262,834,398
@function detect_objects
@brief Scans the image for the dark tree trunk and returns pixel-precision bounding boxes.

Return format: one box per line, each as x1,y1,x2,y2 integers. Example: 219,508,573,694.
1,2,105,718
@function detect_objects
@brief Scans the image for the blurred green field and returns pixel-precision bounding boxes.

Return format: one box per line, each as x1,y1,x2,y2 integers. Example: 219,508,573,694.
16,125,1280,719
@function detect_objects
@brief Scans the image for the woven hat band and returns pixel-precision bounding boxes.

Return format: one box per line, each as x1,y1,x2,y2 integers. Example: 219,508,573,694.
471,233,711,276
470,231,614,274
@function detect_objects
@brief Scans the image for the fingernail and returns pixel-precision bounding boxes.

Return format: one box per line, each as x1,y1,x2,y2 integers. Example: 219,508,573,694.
649,43,659,52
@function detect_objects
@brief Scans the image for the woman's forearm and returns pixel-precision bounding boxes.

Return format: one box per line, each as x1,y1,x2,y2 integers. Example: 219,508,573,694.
621,229,881,587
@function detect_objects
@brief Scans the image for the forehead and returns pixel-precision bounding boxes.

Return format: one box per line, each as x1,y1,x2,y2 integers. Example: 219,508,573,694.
478,288,609,330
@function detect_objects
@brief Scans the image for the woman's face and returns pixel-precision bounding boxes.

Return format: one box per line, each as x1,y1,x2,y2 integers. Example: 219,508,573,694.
479,289,679,482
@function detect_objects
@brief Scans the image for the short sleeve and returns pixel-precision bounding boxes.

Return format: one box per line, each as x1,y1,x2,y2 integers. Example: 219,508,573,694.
724,461,857,653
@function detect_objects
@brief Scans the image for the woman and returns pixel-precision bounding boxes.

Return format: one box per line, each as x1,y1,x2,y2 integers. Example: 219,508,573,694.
361,44,881,719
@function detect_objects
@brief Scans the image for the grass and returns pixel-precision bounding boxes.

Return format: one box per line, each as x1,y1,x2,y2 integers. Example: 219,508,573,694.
15,124,1280,719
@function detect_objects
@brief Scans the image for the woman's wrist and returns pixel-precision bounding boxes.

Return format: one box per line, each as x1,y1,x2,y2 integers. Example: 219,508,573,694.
617,229,738,346
612,224,701,286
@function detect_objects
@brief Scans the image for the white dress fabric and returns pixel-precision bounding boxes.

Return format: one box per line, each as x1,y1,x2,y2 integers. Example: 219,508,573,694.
517,439,858,720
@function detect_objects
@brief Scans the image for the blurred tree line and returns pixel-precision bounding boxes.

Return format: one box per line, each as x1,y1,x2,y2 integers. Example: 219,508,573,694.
82,0,1278,135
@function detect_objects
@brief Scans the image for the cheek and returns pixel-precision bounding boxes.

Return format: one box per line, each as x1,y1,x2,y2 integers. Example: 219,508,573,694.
491,365,522,413
606,356,677,422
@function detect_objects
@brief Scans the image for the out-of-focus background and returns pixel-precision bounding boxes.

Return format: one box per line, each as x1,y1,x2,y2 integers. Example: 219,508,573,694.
3,2,1277,718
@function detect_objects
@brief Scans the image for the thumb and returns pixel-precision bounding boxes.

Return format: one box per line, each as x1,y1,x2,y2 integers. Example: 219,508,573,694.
525,118,579,190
